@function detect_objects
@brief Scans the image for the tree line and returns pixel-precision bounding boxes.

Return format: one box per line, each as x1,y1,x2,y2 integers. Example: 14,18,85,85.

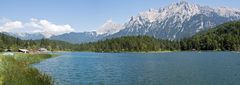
0,21,239,52
75,36,180,52
0,33,75,52
180,21,240,51
76,21,240,52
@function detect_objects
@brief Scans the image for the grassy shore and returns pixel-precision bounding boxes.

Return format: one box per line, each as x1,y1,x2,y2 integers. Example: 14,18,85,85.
0,53,56,85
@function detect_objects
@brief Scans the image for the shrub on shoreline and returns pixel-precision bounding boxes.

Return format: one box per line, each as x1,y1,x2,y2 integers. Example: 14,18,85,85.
0,53,55,85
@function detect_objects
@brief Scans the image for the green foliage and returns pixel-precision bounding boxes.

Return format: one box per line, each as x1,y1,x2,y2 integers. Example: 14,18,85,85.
77,21,240,52
0,21,239,52
76,36,180,52
0,34,75,52
0,54,55,85
181,21,240,51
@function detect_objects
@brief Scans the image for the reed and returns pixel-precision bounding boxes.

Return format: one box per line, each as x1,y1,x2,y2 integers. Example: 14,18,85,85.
0,53,55,85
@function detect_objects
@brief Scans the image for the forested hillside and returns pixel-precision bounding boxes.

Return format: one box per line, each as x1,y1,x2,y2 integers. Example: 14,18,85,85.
0,21,239,52
181,21,240,51
77,21,240,52
75,36,179,52
0,33,74,51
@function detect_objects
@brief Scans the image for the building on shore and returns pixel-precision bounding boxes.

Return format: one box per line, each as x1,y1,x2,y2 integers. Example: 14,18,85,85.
38,48,48,52
18,49,29,53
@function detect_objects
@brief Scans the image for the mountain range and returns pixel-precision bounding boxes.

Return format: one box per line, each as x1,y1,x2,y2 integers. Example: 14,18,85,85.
5,1,240,43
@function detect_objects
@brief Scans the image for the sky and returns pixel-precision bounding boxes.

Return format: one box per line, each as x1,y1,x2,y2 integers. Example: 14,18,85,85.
0,0,240,34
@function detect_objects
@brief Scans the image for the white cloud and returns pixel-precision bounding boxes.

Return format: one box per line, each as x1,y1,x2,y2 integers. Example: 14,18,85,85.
0,18,75,38
39,20,74,37
0,21,23,32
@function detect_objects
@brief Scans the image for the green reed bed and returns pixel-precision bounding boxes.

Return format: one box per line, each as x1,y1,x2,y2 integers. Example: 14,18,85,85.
0,53,56,85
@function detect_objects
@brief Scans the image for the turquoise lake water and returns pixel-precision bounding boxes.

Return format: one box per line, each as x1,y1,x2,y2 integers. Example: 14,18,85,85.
34,51,240,85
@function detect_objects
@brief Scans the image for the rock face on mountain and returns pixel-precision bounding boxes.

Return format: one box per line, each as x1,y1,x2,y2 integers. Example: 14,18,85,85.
110,1,240,40
96,19,124,35
5,1,240,43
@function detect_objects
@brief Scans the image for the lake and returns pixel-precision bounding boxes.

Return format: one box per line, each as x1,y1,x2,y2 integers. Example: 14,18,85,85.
34,51,240,85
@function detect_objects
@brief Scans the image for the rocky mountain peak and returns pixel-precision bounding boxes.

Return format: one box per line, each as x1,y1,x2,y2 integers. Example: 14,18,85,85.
96,19,124,35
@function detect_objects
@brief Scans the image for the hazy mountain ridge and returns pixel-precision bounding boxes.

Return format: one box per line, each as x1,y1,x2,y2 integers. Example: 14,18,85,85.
50,32,107,44
5,1,240,43
4,32,45,40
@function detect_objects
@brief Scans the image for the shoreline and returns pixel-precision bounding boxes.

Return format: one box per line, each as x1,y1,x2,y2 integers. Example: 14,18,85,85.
52,50,240,54
0,53,57,85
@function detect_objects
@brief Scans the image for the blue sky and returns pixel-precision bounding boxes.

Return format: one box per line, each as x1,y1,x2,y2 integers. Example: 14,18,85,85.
0,0,240,32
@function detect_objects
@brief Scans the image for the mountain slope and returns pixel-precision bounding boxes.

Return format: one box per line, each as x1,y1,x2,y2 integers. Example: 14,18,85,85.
77,21,240,52
6,1,240,44
50,20,123,44
50,32,105,44
110,1,240,40
181,21,240,50
96,19,124,35
5,32,45,40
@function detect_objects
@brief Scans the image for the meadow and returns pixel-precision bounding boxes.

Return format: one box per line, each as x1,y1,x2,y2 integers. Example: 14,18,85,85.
0,53,55,85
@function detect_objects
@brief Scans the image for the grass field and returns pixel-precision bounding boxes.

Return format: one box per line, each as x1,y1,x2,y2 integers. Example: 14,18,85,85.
0,53,56,85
